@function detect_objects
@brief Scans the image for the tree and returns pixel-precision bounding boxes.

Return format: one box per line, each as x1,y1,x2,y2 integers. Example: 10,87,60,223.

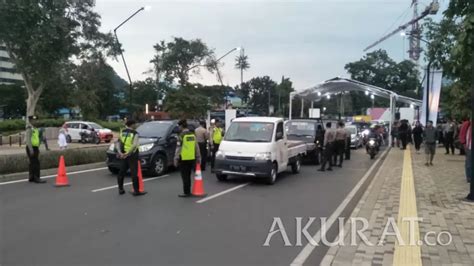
424,0,473,119
0,0,117,122
164,86,210,119
275,76,294,116
235,51,250,87
243,76,278,115
0,84,26,118
150,38,214,87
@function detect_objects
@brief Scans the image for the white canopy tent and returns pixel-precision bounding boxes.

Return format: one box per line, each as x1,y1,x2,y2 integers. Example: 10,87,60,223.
289,77,423,139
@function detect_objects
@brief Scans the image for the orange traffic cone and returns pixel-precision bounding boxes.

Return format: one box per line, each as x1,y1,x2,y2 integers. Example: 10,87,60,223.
137,162,145,193
192,163,207,197
55,155,70,187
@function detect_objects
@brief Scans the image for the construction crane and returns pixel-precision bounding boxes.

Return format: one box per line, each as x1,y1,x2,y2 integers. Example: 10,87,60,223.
364,0,439,60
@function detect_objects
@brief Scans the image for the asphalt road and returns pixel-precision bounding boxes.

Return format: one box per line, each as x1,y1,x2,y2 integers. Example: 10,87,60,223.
0,148,384,265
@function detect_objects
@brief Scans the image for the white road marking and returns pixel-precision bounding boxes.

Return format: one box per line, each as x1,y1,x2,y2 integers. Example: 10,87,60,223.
0,167,108,186
91,175,169,192
290,147,391,266
196,182,250,203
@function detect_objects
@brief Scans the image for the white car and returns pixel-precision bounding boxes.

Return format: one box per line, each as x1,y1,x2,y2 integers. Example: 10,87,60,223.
64,121,114,143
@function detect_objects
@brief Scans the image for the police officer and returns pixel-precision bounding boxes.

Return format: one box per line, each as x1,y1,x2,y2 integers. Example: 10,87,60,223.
318,122,336,172
334,121,347,167
210,119,224,172
117,120,147,196
315,124,325,165
26,116,46,183
174,119,201,197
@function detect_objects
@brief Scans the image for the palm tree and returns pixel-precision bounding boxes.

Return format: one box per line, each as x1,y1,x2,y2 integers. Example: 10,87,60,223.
235,50,250,87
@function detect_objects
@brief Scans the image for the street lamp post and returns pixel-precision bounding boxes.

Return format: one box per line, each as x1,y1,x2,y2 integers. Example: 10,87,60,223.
114,6,149,117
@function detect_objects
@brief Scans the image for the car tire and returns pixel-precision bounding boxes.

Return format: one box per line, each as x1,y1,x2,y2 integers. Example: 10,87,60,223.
216,174,228,181
108,167,119,175
149,154,167,176
291,156,301,174
105,140,111,143
266,163,278,185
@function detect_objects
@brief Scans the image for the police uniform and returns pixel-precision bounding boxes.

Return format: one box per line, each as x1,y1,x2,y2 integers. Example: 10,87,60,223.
174,129,201,196
26,121,44,183
117,127,141,195
210,126,223,170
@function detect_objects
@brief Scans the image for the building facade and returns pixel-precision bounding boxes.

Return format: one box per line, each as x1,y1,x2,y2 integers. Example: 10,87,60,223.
0,45,23,84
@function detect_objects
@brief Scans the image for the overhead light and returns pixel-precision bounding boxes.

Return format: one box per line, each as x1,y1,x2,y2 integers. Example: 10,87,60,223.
327,94,331,100
410,103,414,109
400,31,407,37
365,91,369,96
317,92,322,96
144,6,152,11
370,94,375,100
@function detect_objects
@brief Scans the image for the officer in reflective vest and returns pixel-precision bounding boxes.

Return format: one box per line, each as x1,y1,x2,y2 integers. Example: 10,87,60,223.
174,119,201,197
117,119,147,196
26,116,46,183
210,119,224,171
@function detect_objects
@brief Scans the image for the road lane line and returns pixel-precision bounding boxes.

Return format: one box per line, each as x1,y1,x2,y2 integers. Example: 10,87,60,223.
393,148,422,265
91,174,169,192
0,167,108,186
196,182,250,204
290,147,391,266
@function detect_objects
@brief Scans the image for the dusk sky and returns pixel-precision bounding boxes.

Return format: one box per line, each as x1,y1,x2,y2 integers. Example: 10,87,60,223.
95,0,448,91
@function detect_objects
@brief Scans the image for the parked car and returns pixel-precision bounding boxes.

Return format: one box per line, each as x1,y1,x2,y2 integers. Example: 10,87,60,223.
106,120,182,176
347,125,363,149
65,121,113,143
214,117,307,185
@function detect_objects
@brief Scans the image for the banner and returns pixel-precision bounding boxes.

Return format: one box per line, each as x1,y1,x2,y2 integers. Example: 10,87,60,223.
421,69,443,127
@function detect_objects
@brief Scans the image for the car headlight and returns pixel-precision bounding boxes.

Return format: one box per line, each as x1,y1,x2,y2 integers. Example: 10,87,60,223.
255,152,271,161
368,140,376,145
216,150,225,159
108,143,115,151
139,143,154,152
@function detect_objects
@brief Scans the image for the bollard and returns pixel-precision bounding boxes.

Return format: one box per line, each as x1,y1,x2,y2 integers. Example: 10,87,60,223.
0,134,2,146
9,135,12,146
19,133,22,147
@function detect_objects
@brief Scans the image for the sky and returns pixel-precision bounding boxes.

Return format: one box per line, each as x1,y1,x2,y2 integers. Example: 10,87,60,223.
95,0,448,92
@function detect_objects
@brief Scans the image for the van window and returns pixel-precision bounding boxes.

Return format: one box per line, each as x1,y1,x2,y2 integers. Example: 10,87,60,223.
68,123,78,129
276,122,284,141
225,122,274,142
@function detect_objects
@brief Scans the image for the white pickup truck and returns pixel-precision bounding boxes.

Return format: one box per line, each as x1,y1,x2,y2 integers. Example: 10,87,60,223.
214,117,307,184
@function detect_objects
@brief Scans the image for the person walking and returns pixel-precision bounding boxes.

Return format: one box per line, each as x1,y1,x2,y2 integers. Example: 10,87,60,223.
333,121,347,167
444,119,456,154
39,127,49,151
459,119,471,183
195,121,209,171
399,120,409,150
318,122,336,172
58,123,68,150
412,121,424,154
210,119,224,172
25,116,46,183
174,119,201,197
423,120,438,166
391,121,400,148
117,120,146,196
314,124,325,165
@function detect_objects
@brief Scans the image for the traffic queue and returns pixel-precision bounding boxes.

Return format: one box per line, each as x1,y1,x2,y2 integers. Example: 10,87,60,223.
25,114,385,197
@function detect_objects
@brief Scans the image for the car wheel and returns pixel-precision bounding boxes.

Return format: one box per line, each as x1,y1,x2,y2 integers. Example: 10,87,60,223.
291,156,301,174
266,163,278,185
105,140,111,143
108,167,119,175
216,174,228,181
150,154,167,176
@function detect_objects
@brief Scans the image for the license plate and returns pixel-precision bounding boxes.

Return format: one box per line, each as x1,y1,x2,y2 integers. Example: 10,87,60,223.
230,165,246,172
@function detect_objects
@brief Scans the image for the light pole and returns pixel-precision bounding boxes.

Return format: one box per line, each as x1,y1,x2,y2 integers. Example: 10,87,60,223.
114,6,150,117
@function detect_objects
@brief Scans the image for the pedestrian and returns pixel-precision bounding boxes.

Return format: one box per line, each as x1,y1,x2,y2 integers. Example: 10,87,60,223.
423,120,438,166
318,122,336,172
39,127,49,151
399,120,409,150
26,116,46,183
391,121,399,147
344,125,351,160
174,119,201,197
116,119,146,196
459,119,471,183
210,119,224,172
443,118,456,154
333,121,347,167
195,120,209,171
314,124,325,165
412,120,423,153
58,123,68,150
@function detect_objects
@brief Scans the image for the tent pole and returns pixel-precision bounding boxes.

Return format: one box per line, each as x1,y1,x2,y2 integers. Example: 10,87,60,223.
389,94,394,147
289,92,294,120
300,98,304,118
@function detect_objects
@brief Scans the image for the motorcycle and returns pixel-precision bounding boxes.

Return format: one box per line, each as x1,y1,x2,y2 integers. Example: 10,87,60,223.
79,130,100,144
366,137,379,159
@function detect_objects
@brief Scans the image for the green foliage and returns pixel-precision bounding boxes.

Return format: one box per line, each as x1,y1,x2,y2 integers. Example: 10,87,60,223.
164,87,210,119
0,120,25,133
95,121,124,132
275,76,294,116
150,37,214,87
0,84,26,118
243,76,278,115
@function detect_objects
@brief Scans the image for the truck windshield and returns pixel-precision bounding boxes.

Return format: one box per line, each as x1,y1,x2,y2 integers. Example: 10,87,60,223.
137,122,172,138
286,121,316,137
225,122,274,142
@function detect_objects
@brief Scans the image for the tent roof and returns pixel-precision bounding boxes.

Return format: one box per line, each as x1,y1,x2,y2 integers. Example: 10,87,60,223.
296,77,422,106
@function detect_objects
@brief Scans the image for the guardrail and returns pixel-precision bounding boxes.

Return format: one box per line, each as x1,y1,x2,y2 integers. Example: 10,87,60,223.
0,133,24,147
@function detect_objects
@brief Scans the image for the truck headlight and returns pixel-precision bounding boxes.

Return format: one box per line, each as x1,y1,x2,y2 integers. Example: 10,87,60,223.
108,143,115,151
255,152,271,161
216,150,225,159
139,143,154,152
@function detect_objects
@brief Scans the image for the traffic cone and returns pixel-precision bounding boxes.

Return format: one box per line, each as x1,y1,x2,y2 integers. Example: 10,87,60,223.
192,163,207,197
55,155,70,187
137,162,145,193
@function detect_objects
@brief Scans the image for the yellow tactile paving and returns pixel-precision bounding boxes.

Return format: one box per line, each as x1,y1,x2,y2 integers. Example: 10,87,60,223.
393,147,422,266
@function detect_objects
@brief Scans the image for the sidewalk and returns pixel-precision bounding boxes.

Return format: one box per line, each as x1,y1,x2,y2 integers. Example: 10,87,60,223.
322,146,474,265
